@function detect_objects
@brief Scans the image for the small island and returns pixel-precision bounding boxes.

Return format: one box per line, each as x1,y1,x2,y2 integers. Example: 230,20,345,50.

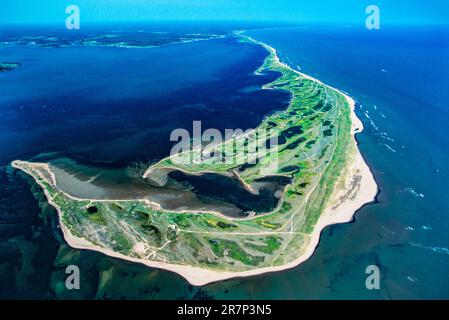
12,34,377,286
0,62,21,72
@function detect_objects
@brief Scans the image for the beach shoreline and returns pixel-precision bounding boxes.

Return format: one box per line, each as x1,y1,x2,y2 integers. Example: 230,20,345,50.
11,36,378,286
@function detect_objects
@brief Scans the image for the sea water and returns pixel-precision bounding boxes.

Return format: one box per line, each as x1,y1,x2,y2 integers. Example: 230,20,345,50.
0,23,448,299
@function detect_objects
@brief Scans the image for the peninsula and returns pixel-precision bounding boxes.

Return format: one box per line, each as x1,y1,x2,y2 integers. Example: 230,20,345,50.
12,34,378,286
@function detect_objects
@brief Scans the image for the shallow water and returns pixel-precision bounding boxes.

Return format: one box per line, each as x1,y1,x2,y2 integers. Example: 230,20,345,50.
46,157,289,217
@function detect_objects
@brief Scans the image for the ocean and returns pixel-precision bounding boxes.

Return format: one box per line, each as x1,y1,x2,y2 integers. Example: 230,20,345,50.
0,23,448,299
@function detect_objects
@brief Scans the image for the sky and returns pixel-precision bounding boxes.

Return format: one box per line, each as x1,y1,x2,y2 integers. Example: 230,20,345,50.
2,0,449,25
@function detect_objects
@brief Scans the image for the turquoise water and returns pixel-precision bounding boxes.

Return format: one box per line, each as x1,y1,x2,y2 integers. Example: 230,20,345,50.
0,24,448,299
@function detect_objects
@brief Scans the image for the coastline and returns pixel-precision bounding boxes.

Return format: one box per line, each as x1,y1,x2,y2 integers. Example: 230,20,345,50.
11,36,378,286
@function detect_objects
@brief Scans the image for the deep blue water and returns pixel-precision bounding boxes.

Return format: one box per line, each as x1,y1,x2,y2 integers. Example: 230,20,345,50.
0,24,448,299
0,32,288,166
244,25,449,299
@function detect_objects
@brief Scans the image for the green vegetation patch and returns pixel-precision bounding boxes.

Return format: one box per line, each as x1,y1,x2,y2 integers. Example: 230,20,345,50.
208,238,264,266
246,236,282,254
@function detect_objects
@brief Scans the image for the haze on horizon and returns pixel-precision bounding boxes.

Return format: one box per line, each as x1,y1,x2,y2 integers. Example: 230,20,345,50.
2,0,449,26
